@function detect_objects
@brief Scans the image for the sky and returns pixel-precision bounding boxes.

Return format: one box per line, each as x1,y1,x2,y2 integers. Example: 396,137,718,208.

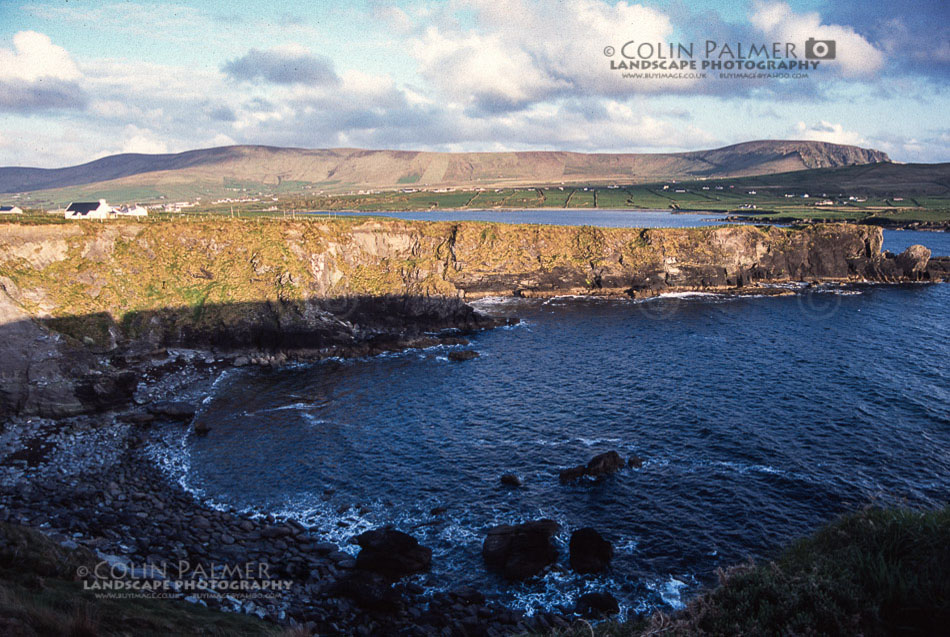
0,0,947,167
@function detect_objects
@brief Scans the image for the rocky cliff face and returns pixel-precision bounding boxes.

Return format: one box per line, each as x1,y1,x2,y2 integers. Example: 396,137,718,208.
0,219,944,417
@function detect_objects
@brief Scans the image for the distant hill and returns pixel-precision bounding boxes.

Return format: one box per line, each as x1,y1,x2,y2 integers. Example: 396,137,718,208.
0,140,891,204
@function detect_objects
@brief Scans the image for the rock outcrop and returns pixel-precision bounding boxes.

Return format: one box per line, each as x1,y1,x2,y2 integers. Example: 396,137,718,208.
0,219,946,418
560,451,626,483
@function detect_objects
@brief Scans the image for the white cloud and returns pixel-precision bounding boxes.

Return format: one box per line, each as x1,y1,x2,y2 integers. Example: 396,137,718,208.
750,1,884,77
120,127,169,155
410,0,683,111
0,31,86,111
793,120,867,146
0,31,80,82
375,6,413,34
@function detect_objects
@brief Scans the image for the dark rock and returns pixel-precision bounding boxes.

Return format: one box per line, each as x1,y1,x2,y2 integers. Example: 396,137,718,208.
575,592,619,618
76,371,139,412
448,350,479,362
482,519,559,580
313,542,337,555
628,455,644,469
450,586,486,605
559,451,625,483
121,411,155,425
327,550,352,564
586,451,625,476
429,506,448,516
558,466,587,482
569,528,613,574
354,528,432,579
146,400,197,420
261,525,291,539
500,474,522,487
332,571,403,611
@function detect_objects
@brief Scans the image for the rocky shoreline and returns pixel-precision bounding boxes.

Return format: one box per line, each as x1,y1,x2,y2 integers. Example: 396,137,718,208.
722,213,950,232
3,218,950,634
1,343,584,636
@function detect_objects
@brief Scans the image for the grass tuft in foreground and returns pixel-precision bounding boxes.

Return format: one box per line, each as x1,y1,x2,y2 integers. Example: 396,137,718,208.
543,505,950,636
0,521,282,636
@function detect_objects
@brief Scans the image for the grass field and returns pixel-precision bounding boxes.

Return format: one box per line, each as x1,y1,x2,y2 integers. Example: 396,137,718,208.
6,168,950,226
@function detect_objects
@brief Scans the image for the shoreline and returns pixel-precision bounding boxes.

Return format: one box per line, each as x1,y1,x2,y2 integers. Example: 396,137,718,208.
0,342,569,636
3,277,950,634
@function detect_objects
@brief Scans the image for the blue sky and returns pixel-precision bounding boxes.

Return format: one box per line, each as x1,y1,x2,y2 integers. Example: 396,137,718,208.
0,0,947,167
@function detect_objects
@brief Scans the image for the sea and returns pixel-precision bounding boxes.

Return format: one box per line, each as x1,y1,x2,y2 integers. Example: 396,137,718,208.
150,210,950,617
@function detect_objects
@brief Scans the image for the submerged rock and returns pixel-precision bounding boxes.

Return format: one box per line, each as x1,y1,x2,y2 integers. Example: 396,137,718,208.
448,350,479,362
559,451,625,483
569,528,613,574
575,592,619,618
482,519,559,580
500,474,522,487
354,528,432,579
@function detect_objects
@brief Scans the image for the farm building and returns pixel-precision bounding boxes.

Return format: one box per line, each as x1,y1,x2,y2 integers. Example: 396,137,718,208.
65,200,113,219
114,204,148,217
0,205,23,214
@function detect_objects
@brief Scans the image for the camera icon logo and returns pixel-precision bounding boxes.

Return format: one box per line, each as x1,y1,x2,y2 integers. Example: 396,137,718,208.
805,38,836,60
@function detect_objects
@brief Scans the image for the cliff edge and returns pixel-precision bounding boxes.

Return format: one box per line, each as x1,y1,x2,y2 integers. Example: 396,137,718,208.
0,218,945,417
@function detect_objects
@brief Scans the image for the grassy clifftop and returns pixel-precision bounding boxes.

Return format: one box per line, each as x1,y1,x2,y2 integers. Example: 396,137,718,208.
0,218,882,339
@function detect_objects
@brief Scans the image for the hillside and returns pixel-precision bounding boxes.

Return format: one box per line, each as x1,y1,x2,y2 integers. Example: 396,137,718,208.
0,140,889,204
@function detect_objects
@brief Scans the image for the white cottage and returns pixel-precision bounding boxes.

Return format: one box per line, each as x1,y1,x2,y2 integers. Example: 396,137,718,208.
65,199,113,219
114,204,148,217
0,205,23,214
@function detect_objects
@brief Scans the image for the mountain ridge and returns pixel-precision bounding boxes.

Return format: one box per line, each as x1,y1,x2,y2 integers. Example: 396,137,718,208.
0,140,890,198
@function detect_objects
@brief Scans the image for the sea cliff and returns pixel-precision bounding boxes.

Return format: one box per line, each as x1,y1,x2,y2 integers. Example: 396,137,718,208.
0,218,946,417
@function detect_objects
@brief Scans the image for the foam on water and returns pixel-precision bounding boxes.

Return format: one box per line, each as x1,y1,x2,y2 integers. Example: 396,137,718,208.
156,275,950,617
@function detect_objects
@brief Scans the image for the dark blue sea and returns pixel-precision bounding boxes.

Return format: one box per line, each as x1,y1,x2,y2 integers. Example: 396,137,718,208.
152,216,950,617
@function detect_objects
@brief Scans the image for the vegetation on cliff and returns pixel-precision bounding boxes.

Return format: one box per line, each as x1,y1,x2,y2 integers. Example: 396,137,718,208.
545,506,950,636
0,218,888,347
0,521,282,636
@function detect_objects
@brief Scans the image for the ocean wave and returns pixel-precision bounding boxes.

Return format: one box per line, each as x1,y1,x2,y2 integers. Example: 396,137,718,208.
646,575,691,610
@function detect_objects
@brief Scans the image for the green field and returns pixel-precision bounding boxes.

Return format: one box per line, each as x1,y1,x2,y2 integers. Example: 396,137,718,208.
6,164,950,227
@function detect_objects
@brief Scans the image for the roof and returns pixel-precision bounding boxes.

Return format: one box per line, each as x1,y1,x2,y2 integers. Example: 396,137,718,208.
0,205,20,211
65,202,104,213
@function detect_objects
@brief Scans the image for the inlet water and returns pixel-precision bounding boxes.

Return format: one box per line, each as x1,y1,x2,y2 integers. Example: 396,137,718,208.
162,223,950,616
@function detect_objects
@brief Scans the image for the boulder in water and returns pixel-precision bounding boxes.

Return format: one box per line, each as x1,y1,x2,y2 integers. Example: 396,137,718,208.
575,591,619,618
559,450,625,483
569,527,613,574
448,350,479,362
354,528,432,579
482,519,559,580
500,474,522,487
